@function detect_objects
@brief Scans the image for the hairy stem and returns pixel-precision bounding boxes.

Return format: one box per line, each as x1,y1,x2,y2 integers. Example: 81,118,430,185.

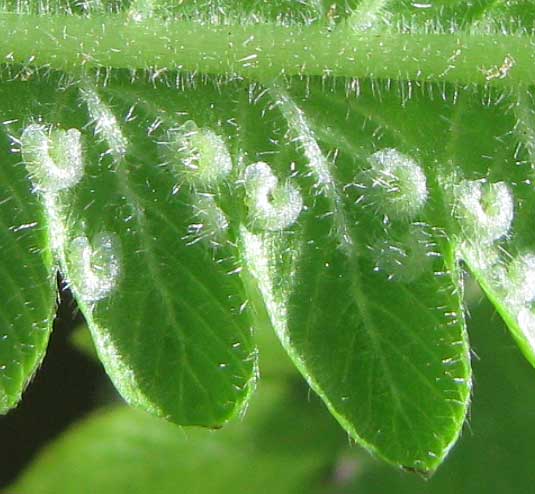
0,13,534,85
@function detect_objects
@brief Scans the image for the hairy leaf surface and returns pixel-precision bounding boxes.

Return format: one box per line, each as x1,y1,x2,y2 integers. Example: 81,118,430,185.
238,81,472,471
8,77,257,426
1,0,535,475
351,296,535,492
0,83,56,413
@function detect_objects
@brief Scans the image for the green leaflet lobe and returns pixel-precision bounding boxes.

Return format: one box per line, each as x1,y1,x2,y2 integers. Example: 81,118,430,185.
448,87,535,368
2,0,535,475
0,83,56,413
239,81,472,472
15,77,257,426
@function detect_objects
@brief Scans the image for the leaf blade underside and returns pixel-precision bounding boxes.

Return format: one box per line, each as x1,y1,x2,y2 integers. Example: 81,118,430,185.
9,76,258,426
2,0,535,474
240,81,472,472
0,82,56,414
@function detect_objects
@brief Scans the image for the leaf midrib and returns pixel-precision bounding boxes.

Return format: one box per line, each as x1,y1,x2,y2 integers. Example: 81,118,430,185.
0,13,534,86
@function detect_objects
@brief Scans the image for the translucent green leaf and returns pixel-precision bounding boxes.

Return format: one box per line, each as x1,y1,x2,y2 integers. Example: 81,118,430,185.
0,83,56,413
347,294,535,493
2,0,535,475
9,77,258,427
442,87,535,367
239,81,472,473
